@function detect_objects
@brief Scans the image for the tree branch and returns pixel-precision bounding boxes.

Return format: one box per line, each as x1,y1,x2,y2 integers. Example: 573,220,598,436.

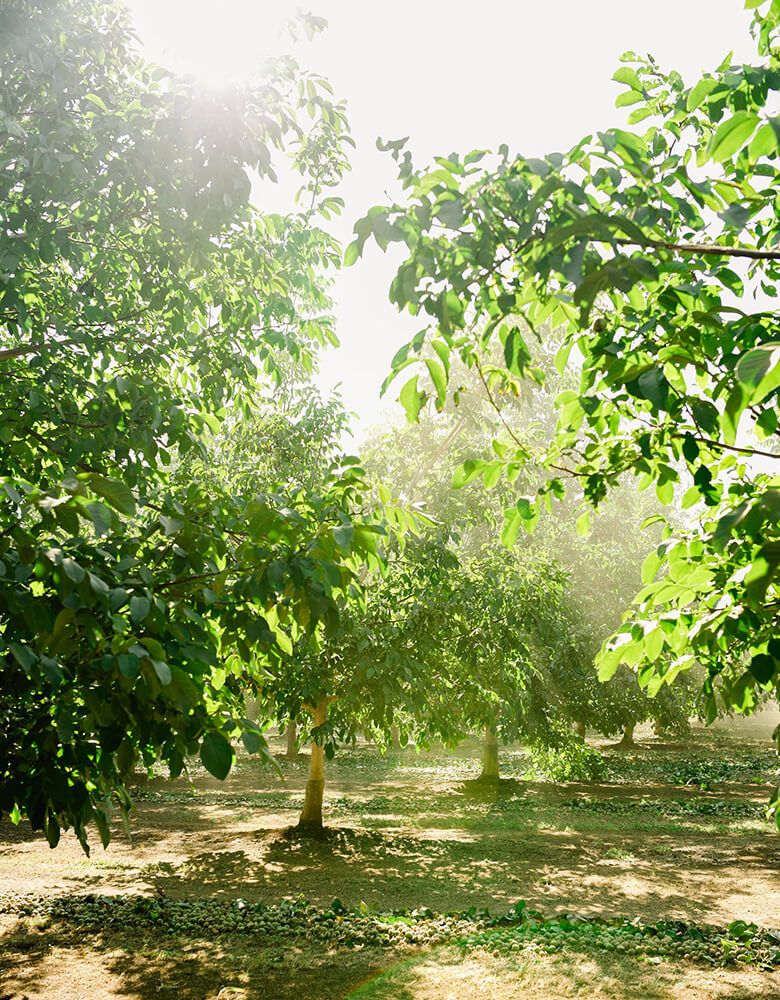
615,237,780,262
683,433,780,461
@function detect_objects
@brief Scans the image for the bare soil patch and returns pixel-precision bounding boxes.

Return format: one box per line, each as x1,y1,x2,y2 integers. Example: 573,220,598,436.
1,736,776,926
349,947,780,1000
1,731,778,999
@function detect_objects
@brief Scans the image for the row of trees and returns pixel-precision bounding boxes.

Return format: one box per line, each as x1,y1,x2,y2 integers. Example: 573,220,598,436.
350,0,779,813
220,368,701,830
0,0,389,848
1,0,775,847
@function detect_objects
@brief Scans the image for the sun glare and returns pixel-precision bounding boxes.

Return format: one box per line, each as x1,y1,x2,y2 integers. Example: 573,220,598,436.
128,0,300,85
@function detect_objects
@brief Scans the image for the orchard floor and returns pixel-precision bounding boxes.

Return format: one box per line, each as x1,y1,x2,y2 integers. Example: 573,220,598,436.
1,727,779,999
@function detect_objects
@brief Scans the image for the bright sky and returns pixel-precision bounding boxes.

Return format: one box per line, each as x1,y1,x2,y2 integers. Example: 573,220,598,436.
127,1,756,432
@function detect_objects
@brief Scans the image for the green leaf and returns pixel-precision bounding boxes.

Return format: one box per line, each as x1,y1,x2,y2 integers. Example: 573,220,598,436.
431,339,451,375
130,595,150,623
735,342,780,403
45,816,61,849
656,480,674,506
436,196,465,228
482,461,503,488
88,572,109,596
424,357,448,409
555,340,573,376
500,508,522,547
636,367,670,411
756,407,778,438
199,731,233,780
644,628,664,662
85,501,112,537
84,92,108,112
61,557,85,584
241,730,263,754
159,515,183,536
503,328,530,376
707,111,760,163
152,659,172,685
343,240,361,267
85,475,136,516
452,459,486,489
275,630,293,656
641,549,663,585
612,66,642,91
748,653,775,685
616,90,644,109
510,496,539,535
399,375,426,423
596,645,622,682
40,656,63,685
9,642,37,672
721,385,746,445
627,106,653,125
333,523,354,553
748,123,778,160
686,77,718,112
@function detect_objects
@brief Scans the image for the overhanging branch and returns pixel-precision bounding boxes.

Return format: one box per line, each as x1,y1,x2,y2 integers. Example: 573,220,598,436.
616,237,780,262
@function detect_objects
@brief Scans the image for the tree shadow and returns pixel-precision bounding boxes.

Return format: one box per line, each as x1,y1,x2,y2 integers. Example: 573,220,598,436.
3,889,779,1000
121,815,779,928
0,919,385,1000
460,777,525,799
0,816,46,849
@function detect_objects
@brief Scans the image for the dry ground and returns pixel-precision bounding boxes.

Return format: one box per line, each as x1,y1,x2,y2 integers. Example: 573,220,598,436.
1,728,778,999
350,947,780,1000
2,931,779,1000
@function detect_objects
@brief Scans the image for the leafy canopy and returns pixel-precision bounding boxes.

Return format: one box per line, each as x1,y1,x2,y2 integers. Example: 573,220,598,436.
0,0,368,850
351,2,780,761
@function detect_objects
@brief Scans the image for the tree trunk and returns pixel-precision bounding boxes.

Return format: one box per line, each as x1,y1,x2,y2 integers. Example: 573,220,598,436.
619,723,635,746
574,721,586,741
297,702,327,831
285,718,298,758
479,723,500,781
390,725,401,750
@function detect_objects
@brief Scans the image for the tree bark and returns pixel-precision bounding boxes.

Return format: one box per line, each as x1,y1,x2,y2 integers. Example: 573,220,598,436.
619,723,636,747
297,701,327,831
390,725,401,750
574,721,586,741
285,718,298,758
478,723,500,781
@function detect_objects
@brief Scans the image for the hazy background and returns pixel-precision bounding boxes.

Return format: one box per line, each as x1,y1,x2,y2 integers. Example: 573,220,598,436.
126,1,756,434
